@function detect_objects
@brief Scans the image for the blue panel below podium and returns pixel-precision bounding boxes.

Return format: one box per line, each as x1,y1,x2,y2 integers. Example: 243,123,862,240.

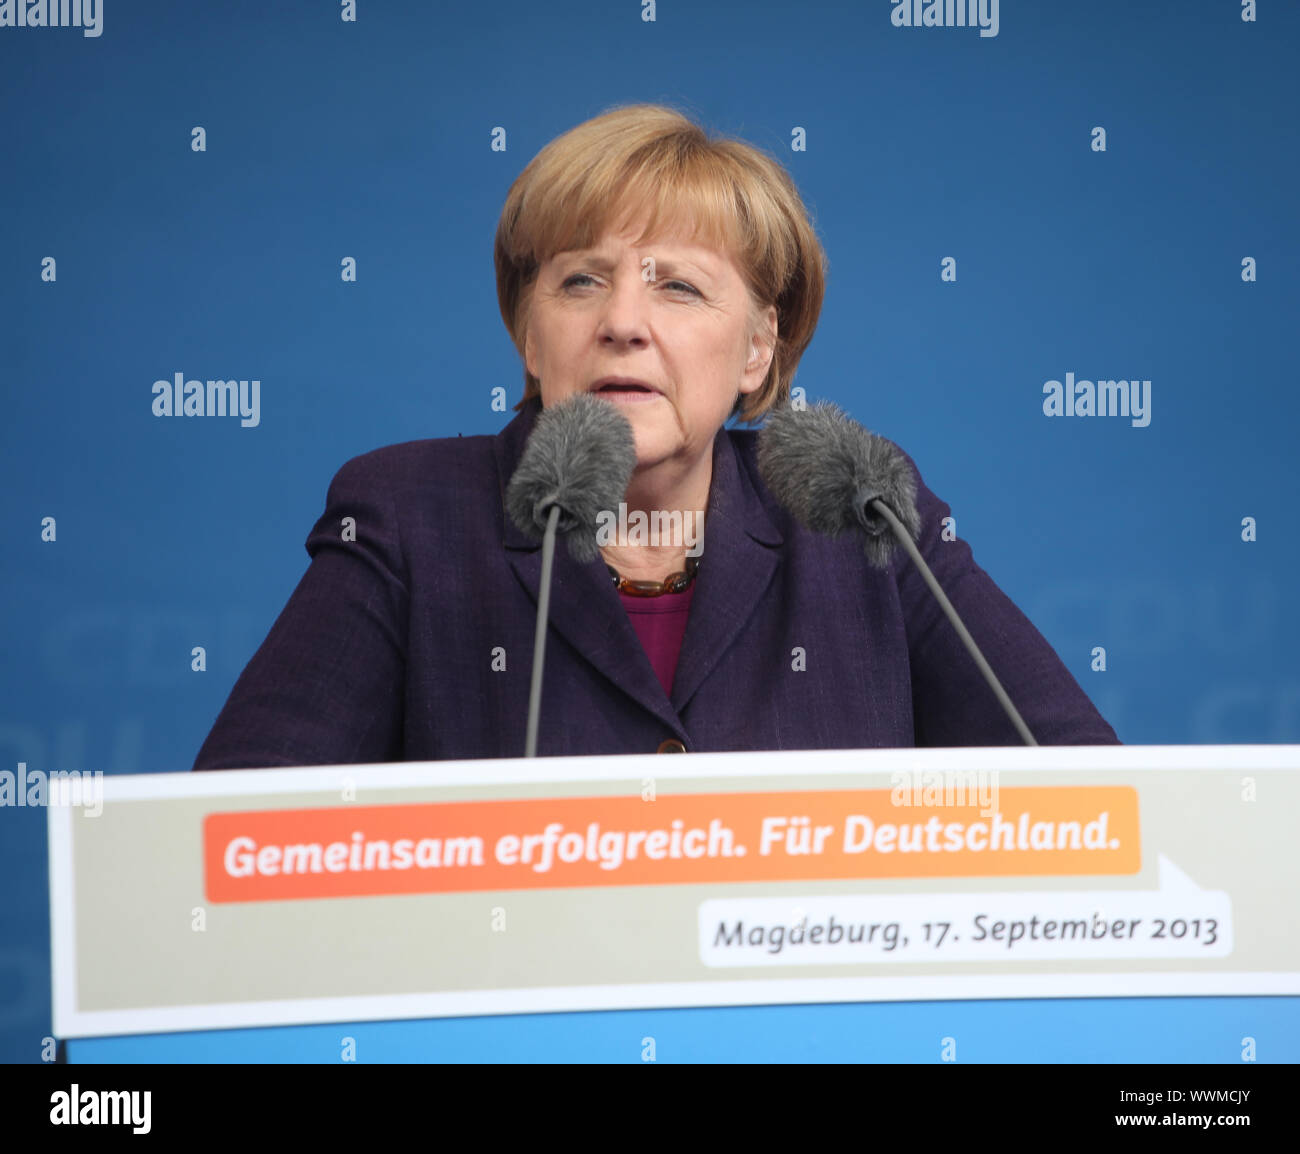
65,997,1300,1063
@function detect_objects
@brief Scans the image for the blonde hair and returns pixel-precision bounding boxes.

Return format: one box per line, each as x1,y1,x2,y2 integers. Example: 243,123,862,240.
494,103,828,424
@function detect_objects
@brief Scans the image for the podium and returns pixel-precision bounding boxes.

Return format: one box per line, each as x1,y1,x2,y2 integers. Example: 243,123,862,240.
49,745,1300,1062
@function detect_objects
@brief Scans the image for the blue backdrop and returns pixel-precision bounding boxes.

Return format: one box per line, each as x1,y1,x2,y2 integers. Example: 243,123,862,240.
1,0,1297,1063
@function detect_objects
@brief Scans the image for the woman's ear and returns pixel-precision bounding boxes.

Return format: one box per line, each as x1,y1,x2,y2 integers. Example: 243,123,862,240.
740,303,779,394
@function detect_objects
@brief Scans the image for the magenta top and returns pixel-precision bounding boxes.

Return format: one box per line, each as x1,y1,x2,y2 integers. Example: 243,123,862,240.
618,583,696,698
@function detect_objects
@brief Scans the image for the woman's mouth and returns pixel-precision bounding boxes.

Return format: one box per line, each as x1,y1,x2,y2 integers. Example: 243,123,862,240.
594,382,661,402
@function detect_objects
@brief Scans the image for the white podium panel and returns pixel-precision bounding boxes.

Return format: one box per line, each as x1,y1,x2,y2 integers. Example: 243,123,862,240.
48,745,1300,1040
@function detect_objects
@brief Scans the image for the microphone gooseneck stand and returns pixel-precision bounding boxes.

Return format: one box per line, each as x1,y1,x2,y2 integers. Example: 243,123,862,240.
524,503,562,759
869,497,1038,747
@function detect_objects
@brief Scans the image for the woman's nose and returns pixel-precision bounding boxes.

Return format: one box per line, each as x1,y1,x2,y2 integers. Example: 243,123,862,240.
597,276,652,343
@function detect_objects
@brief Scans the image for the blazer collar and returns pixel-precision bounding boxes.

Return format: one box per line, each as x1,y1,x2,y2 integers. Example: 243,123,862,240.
494,394,783,736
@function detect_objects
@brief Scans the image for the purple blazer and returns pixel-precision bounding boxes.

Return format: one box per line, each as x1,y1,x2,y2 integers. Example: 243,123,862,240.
192,396,1119,769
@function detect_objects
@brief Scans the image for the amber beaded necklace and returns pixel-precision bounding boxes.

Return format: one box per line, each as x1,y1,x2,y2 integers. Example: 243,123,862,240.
606,552,701,597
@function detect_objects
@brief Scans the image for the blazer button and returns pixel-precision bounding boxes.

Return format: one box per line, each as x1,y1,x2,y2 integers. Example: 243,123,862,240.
656,739,687,754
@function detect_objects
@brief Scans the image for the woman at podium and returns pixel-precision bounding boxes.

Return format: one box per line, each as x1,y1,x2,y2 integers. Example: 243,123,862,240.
194,103,1119,770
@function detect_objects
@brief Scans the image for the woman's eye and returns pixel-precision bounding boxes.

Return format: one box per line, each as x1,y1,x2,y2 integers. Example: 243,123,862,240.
561,274,697,295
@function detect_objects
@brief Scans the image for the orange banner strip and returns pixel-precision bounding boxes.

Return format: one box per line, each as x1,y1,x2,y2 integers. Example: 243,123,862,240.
200,784,1138,899
202,786,1139,903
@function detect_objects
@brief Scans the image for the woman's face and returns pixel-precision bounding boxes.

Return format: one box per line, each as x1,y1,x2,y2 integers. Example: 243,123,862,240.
524,215,777,475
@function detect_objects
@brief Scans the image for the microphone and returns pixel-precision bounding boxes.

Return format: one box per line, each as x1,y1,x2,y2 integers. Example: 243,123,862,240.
506,391,637,562
756,399,922,570
505,392,637,756
757,401,1038,746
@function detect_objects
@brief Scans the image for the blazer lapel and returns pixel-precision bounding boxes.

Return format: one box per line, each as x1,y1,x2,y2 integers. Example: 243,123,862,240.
494,397,783,736
668,418,783,714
